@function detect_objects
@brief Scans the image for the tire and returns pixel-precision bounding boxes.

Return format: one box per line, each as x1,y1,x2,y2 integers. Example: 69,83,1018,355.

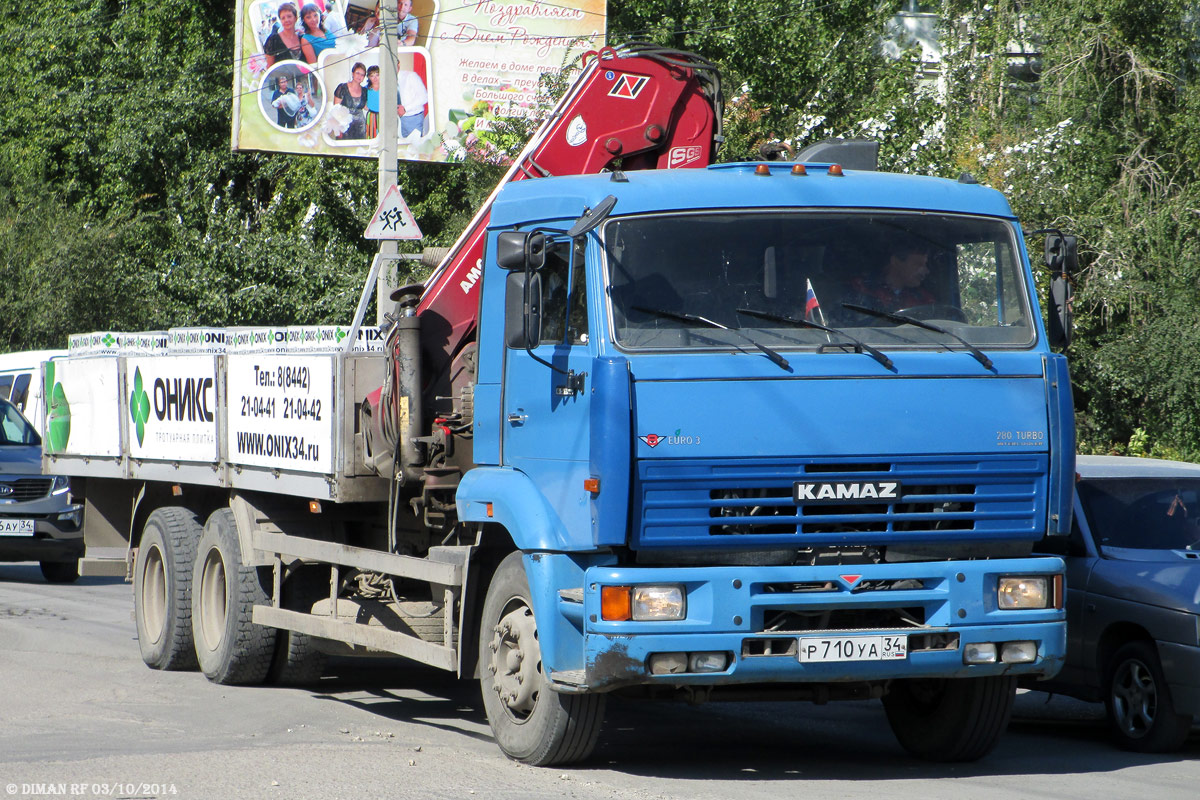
40,559,79,584
1104,641,1193,752
479,551,605,766
133,507,202,671
267,568,328,686
192,508,276,685
883,675,1016,761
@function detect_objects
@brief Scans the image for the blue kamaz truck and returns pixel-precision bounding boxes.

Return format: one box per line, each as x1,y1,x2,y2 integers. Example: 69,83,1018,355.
45,48,1074,768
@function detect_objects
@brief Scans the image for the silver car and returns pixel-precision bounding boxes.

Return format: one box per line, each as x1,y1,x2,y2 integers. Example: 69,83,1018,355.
0,398,83,582
1030,454,1200,751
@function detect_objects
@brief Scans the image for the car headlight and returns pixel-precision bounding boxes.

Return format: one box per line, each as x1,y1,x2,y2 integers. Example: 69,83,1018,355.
600,584,686,621
998,576,1050,609
51,475,70,495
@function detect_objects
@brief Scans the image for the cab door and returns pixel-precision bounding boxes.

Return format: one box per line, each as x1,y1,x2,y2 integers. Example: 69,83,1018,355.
501,238,594,538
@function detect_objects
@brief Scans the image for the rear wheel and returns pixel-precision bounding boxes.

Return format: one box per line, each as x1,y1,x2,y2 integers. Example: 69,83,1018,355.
133,507,201,670
192,508,276,685
267,568,328,686
39,559,79,584
1105,641,1192,752
883,675,1015,761
479,551,605,765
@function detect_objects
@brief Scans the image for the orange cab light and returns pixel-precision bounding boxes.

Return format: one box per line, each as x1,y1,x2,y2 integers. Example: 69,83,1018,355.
1054,574,1064,610
486,502,494,518
584,477,601,494
791,164,807,176
309,500,322,514
828,164,844,176
601,586,633,621
754,164,771,176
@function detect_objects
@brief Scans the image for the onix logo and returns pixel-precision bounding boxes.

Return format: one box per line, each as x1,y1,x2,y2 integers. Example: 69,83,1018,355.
129,367,152,446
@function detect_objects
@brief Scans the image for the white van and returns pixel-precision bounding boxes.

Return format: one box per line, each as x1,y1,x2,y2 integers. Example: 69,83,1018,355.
0,349,66,433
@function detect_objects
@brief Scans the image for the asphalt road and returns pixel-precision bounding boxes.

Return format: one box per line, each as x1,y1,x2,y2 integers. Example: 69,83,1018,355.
1,562,1197,800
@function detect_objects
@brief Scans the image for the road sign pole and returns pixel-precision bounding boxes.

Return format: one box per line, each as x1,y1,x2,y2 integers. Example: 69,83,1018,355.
376,0,400,325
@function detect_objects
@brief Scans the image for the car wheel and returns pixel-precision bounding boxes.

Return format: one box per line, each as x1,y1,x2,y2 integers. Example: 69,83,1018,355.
39,559,79,584
883,675,1016,761
192,508,276,685
1105,641,1193,752
479,551,605,765
133,507,202,670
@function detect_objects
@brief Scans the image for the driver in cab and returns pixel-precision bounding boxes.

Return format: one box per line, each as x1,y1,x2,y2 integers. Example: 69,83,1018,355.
845,237,935,312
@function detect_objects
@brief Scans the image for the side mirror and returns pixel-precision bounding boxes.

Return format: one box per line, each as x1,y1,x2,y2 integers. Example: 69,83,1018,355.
1042,232,1076,349
1047,274,1072,348
505,271,543,348
497,231,546,271
1044,233,1078,274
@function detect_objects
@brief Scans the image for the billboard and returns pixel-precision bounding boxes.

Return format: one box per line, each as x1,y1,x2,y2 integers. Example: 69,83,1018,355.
232,0,606,162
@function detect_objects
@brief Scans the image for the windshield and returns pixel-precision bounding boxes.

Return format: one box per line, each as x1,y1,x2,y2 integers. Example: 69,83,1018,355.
1079,478,1200,551
0,399,39,446
605,211,1035,351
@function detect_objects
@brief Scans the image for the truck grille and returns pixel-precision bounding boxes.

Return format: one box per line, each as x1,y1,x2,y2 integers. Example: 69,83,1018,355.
0,477,53,501
634,455,1046,549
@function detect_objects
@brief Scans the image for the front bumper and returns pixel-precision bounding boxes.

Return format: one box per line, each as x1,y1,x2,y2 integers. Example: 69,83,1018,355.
548,556,1066,691
1158,640,1200,717
0,514,84,563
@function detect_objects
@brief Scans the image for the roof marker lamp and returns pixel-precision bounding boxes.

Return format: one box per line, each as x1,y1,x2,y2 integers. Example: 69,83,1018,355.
997,576,1052,610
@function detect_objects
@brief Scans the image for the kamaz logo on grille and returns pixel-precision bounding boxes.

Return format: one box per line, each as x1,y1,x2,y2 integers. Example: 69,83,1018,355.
794,481,901,503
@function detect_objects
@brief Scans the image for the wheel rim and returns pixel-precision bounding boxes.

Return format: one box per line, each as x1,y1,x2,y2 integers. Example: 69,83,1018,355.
1112,658,1159,738
487,600,542,722
139,544,167,644
197,546,228,652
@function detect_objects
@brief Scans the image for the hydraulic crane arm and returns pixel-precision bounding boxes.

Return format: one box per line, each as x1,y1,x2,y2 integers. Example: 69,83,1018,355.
414,43,724,369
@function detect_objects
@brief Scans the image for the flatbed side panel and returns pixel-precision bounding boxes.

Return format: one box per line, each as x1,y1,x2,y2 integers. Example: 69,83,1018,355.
42,352,389,503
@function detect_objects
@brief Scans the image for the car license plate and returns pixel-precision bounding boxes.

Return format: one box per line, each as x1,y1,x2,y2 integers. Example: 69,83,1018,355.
797,634,908,663
0,519,35,536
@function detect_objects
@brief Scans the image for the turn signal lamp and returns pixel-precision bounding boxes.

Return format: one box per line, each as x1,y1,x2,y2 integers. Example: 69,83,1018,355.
601,585,633,621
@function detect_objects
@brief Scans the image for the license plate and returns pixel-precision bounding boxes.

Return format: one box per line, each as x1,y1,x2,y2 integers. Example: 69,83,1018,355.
797,634,908,663
0,519,35,536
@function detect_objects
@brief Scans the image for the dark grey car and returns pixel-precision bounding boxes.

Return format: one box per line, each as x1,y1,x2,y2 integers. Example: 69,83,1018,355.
1029,454,1200,751
0,397,83,582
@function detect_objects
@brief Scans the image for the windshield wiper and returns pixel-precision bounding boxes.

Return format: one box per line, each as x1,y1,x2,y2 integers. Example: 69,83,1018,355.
631,306,791,371
841,303,994,370
735,308,894,371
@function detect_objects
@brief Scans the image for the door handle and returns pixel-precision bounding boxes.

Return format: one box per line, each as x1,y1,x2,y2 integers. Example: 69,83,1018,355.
507,411,527,425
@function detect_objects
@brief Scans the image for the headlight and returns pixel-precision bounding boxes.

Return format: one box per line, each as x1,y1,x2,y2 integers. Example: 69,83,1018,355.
632,585,685,621
600,584,686,621
997,576,1050,609
51,476,70,495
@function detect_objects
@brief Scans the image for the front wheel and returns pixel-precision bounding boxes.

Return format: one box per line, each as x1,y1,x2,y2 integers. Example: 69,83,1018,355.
1105,641,1192,752
883,675,1015,761
40,559,79,584
479,551,605,766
